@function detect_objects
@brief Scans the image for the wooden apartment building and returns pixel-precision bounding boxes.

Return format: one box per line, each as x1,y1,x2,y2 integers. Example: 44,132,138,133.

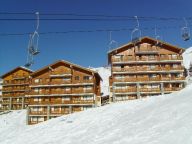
26,60,101,125
108,36,186,102
0,67,33,111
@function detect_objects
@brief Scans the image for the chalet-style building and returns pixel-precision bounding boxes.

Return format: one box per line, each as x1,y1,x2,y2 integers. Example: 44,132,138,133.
0,67,33,111
0,79,3,112
108,36,186,102
26,60,101,125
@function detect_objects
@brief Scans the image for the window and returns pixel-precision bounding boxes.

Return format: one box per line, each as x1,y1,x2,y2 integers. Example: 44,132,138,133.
149,74,157,78
114,55,121,59
83,76,90,80
34,79,42,83
65,87,70,91
82,106,92,110
34,98,42,102
75,76,79,80
84,86,92,90
149,55,155,60
149,65,156,70
172,54,177,59
173,64,178,68
34,88,42,93
63,77,70,81
62,96,70,101
82,96,93,100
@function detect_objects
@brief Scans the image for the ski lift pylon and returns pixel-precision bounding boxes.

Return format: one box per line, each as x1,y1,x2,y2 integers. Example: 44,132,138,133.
25,34,34,67
131,16,141,44
31,12,40,55
181,18,190,41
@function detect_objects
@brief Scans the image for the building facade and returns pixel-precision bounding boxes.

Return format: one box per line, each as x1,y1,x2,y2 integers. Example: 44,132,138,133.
0,79,3,111
0,67,33,111
108,37,186,102
26,60,101,125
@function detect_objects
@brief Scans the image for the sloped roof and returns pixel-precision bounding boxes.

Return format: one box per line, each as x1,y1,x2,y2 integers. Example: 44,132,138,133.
31,60,102,80
108,36,185,62
1,66,34,78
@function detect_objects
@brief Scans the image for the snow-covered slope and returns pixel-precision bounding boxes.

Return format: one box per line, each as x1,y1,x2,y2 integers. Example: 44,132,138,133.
91,67,111,96
182,47,192,69
0,84,192,144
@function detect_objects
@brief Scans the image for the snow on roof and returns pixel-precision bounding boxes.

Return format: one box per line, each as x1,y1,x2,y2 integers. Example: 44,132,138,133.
1,84,192,144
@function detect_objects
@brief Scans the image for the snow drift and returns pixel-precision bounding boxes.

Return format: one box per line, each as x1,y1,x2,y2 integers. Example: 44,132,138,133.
0,84,192,144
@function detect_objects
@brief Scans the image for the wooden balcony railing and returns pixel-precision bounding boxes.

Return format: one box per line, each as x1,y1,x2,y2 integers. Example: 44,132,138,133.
2,93,25,97
113,76,184,83
50,110,70,115
140,88,161,92
3,81,29,85
114,88,137,93
164,87,183,91
50,71,71,75
160,56,182,61
114,78,137,82
29,100,94,105
28,90,72,95
72,89,94,93
50,80,72,85
12,74,28,79
112,56,136,62
113,66,184,73
29,111,48,115
12,101,23,104
135,48,158,54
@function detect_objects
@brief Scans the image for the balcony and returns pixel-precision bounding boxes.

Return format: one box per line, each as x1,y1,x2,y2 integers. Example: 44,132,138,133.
135,47,158,54
12,100,23,104
2,93,25,97
28,90,72,96
112,56,136,63
29,111,47,115
29,100,94,105
114,88,137,93
2,87,29,92
140,88,161,92
164,87,183,91
50,70,72,77
160,56,182,61
72,89,94,94
3,81,29,86
114,78,137,82
12,74,28,80
50,110,70,115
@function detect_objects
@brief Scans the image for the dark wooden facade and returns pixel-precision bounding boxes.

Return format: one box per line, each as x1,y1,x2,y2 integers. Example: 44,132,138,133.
108,37,186,102
26,60,101,125
0,67,33,111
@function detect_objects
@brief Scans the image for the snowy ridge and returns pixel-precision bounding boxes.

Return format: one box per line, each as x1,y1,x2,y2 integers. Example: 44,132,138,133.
90,67,111,96
182,47,192,69
0,84,192,144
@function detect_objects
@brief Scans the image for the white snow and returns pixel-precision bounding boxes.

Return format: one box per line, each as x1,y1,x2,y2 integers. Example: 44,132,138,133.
0,84,192,144
182,47,192,69
91,67,111,96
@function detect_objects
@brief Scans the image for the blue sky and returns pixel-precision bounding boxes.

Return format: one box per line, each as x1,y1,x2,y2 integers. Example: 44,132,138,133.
0,0,192,75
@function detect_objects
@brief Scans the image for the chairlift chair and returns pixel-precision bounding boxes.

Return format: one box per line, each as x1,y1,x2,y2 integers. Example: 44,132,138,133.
181,18,190,41
181,27,190,41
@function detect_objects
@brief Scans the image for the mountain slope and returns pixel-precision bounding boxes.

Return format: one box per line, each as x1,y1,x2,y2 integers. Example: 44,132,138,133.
0,84,192,144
